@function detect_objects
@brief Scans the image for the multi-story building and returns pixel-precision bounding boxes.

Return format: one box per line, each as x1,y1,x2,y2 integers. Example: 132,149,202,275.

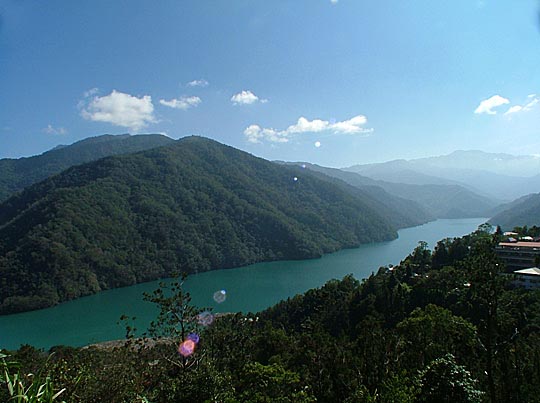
495,241,540,271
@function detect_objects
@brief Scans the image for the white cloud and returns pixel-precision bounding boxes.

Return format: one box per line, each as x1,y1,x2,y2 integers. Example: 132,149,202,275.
83,87,99,98
525,97,539,110
286,117,329,134
330,115,371,134
504,105,523,115
43,124,67,135
504,95,539,115
474,95,510,115
244,125,289,144
244,115,372,144
187,79,209,87
330,0,338,3
231,90,266,105
159,96,201,110
80,90,156,131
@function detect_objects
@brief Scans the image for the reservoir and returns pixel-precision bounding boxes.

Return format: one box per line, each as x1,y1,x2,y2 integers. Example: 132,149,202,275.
0,218,486,350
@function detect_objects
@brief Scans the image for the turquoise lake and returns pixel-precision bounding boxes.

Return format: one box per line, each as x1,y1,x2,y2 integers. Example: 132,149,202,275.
0,218,486,350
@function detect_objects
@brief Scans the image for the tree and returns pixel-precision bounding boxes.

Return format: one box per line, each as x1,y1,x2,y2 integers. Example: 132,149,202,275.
466,236,507,403
235,362,316,403
120,272,208,375
397,304,478,370
416,354,483,403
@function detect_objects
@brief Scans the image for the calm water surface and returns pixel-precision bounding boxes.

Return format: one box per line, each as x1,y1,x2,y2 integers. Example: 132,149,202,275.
0,218,486,350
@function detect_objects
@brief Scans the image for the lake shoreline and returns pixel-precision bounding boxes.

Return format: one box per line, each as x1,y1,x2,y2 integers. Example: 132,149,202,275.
1,218,487,350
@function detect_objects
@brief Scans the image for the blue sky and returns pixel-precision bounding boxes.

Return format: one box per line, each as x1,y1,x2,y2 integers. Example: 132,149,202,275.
1,0,539,167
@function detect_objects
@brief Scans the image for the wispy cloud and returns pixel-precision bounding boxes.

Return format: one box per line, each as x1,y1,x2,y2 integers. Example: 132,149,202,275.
244,115,373,144
330,0,338,4
43,124,67,135
83,88,99,98
474,95,510,115
187,79,209,88
80,90,156,131
159,96,201,110
505,95,539,115
231,90,267,105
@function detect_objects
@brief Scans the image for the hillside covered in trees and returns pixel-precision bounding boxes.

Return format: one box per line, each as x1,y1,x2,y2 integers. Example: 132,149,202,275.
0,133,175,202
489,192,540,229
0,137,426,314
3,226,539,402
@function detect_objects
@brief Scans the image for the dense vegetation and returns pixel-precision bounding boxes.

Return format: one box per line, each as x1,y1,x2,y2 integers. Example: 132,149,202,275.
0,137,405,314
0,134,174,202
489,193,540,229
298,163,498,219
3,225,540,402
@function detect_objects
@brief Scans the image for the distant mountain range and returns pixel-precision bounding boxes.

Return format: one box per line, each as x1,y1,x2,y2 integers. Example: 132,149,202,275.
345,150,540,201
0,133,175,202
288,163,497,219
0,136,419,314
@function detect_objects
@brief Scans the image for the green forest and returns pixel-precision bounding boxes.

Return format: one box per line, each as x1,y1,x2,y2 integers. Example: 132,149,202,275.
3,226,540,402
0,137,410,314
0,134,174,203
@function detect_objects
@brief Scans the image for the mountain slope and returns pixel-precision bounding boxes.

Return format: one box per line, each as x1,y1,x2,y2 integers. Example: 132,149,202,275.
282,163,434,227
0,134,175,202
299,163,496,218
0,137,399,314
489,193,540,229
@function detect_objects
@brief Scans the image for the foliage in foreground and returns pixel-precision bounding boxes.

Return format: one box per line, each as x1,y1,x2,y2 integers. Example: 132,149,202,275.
3,225,540,402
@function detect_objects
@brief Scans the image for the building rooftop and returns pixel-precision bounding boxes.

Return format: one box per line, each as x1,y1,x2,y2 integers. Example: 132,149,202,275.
498,242,540,248
515,268,540,276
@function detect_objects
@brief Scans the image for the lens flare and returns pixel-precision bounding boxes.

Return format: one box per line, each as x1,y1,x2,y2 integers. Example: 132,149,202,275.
178,339,196,357
197,311,215,326
187,332,200,344
213,289,227,303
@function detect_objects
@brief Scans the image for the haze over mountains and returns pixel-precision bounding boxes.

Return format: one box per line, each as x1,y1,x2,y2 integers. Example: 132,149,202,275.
1,134,539,313
291,163,497,219
345,150,540,201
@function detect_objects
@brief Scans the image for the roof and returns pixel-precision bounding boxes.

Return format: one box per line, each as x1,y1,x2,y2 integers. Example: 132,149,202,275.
515,268,540,276
498,242,540,248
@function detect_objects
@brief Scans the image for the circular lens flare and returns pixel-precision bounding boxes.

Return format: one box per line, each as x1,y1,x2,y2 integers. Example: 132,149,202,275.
178,339,196,357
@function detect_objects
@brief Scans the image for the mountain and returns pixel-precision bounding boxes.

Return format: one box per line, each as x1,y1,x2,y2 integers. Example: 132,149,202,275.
279,163,434,228
489,193,540,229
345,150,540,201
0,137,402,314
0,133,175,202
295,163,497,219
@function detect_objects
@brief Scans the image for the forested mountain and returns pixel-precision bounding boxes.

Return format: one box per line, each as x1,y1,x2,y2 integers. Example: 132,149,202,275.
280,163,433,228
0,137,405,314
489,192,540,229
0,134,175,202
294,162,497,218
6,227,540,402
345,150,540,201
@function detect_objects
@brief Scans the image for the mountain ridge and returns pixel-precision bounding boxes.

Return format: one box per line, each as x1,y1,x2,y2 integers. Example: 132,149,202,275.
0,133,175,202
0,136,408,314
